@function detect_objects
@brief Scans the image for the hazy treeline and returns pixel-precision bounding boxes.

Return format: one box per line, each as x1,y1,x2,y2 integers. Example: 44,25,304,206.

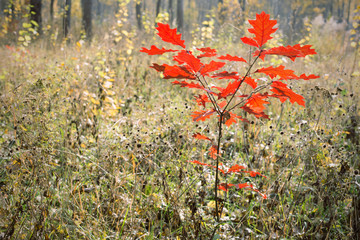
0,0,358,44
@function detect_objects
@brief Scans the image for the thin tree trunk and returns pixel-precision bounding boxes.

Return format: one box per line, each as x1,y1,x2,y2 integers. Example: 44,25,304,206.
81,0,92,39
30,0,42,34
135,1,142,30
168,0,173,25
176,0,183,32
50,0,54,22
346,0,351,26
156,0,161,18
338,0,345,22
63,0,71,38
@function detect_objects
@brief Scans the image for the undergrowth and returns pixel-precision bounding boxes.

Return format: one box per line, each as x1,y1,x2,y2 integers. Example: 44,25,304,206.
0,15,360,240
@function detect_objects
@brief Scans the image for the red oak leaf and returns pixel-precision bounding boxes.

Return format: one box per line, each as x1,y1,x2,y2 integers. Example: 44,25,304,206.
217,54,247,63
173,50,203,73
192,133,212,141
240,37,259,48
254,44,317,61
171,80,204,89
236,183,267,199
270,81,305,106
216,80,241,99
197,47,217,58
227,164,246,173
292,44,317,57
150,63,166,72
241,105,270,119
140,45,178,55
256,65,298,79
211,71,239,80
241,11,277,48
187,160,225,174
243,76,257,89
218,100,227,109
224,112,249,127
200,61,226,76
219,183,267,199
209,145,219,159
191,109,215,121
296,74,320,80
218,183,235,191
242,171,267,178
194,94,211,108
244,93,270,113
162,64,195,79
254,45,302,61
156,23,186,48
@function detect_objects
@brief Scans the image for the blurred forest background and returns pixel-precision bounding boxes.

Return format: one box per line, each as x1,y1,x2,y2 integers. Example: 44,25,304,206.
0,0,359,47
1,0,360,239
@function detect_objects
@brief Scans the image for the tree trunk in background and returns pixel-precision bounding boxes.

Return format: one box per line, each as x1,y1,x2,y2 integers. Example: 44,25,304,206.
81,0,92,39
156,0,161,18
337,0,345,22
176,0,183,32
135,1,142,30
329,0,334,18
50,0,54,22
30,0,42,34
1,0,11,16
346,0,351,26
63,0,71,38
238,0,245,12
168,0,173,25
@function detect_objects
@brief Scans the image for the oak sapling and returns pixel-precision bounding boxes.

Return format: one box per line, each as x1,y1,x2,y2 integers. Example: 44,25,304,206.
140,12,319,221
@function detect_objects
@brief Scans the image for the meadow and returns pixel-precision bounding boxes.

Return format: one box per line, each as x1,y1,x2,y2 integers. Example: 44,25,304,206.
0,8,360,239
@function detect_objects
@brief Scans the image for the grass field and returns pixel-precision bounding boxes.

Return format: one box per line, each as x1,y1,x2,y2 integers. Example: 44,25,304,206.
0,17,360,239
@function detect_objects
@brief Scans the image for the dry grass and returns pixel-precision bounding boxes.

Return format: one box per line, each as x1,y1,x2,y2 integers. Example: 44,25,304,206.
0,20,359,239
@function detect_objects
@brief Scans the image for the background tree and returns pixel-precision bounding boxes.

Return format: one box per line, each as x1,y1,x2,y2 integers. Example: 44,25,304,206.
30,0,42,33
50,0,54,22
81,0,92,39
176,0,183,32
156,0,161,18
168,0,173,25
63,0,71,38
135,0,142,30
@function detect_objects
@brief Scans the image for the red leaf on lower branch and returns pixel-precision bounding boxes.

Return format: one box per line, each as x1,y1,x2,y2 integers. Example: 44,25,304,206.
256,65,298,80
187,160,225,174
171,80,204,90
270,81,305,106
217,54,247,63
192,133,212,141
241,105,270,119
163,64,196,79
173,50,202,73
194,94,211,108
200,61,226,76
191,109,215,121
242,170,267,178
218,182,267,199
211,71,239,80
140,45,178,55
197,47,217,58
227,164,246,173
209,145,219,159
